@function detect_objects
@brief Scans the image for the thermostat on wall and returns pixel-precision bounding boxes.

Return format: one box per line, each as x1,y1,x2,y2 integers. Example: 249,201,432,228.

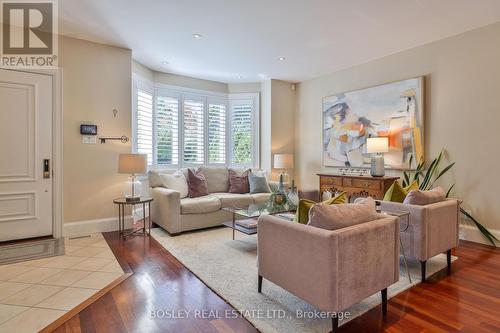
81,124,98,144
80,124,97,135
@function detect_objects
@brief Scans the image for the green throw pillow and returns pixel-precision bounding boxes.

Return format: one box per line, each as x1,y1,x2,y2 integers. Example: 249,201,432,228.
383,180,419,203
295,192,347,224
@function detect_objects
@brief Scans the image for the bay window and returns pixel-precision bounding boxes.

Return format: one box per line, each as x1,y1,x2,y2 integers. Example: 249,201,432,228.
133,75,259,169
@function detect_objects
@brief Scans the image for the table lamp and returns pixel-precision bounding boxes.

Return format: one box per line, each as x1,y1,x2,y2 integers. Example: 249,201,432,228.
118,154,147,202
366,137,388,177
274,154,294,188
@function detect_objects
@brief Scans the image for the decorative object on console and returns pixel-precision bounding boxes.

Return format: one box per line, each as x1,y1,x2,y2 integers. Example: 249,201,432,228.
118,154,147,202
287,180,299,206
274,153,294,183
367,137,389,177
318,173,399,202
323,77,424,169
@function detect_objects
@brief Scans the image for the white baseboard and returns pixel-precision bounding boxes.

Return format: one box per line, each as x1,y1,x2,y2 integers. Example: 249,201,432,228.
459,224,499,247
63,216,133,237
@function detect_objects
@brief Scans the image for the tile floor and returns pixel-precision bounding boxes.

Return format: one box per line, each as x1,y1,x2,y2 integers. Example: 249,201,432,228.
0,234,125,332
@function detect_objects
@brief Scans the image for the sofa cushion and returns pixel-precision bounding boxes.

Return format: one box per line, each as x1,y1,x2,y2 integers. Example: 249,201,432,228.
199,166,229,193
187,169,209,198
148,169,188,188
403,186,446,205
308,197,379,230
248,171,271,194
251,193,271,204
383,180,418,203
212,193,254,208
180,195,221,214
160,171,188,198
228,169,250,193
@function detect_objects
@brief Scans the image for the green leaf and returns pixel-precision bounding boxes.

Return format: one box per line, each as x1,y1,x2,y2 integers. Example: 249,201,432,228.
430,162,455,187
445,184,455,198
403,172,410,187
420,152,441,190
460,207,499,245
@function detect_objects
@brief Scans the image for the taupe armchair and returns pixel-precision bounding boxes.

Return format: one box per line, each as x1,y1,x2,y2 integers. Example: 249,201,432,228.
257,214,399,332
379,199,460,282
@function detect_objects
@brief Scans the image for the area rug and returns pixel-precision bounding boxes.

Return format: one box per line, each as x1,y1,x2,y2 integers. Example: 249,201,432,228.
151,227,455,333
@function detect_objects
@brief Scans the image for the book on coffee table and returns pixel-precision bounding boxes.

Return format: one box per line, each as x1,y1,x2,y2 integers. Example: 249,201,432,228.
277,213,295,221
236,219,258,229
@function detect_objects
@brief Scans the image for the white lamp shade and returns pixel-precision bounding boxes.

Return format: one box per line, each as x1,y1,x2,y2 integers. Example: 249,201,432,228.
274,154,294,169
118,154,147,174
366,137,389,153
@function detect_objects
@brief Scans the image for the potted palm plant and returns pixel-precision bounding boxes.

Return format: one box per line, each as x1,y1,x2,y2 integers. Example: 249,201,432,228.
402,151,498,246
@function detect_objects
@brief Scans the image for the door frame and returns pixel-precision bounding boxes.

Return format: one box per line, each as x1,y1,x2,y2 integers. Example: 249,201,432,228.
2,68,63,239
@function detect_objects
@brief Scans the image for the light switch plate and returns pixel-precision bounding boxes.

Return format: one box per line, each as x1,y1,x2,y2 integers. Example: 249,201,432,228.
82,135,97,144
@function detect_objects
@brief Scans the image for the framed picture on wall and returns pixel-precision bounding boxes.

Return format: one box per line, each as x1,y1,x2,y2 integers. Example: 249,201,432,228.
322,77,424,169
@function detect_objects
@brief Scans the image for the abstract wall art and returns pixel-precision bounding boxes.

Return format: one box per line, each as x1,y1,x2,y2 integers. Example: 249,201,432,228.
323,77,424,169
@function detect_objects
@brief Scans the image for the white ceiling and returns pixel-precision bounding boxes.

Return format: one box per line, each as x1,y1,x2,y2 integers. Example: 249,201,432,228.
59,0,500,83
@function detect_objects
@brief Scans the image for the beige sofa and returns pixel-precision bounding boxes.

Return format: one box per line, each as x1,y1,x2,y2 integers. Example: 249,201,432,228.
148,167,274,235
257,214,400,331
380,198,460,282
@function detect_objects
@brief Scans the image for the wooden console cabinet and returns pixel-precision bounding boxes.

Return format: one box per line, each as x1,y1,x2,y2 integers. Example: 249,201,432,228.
317,173,399,202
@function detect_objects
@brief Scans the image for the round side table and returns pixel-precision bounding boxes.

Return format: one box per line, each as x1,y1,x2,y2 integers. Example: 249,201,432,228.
113,197,153,238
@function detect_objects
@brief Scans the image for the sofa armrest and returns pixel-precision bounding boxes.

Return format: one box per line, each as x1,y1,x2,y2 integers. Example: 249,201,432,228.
258,215,338,311
150,187,181,234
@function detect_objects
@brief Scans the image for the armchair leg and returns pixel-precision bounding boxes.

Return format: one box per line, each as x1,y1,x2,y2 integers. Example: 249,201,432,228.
258,275,263,293
447,249,452,270
331,315,338,333
381,288,388,316
420,260,427,282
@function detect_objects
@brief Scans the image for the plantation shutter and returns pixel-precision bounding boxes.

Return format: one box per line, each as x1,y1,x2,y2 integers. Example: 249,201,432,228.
136,89,154,165
183,99,205,164
208,102,227,164
230,101,253,165
156,95,179,166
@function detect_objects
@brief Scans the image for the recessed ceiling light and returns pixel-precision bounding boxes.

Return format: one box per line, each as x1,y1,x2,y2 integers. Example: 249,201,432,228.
278,57,286,61
238,75,244,79
192,33,202,39
161,60,169,65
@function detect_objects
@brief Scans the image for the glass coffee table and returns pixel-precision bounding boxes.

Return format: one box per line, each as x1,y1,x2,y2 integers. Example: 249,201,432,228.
221,202,296,240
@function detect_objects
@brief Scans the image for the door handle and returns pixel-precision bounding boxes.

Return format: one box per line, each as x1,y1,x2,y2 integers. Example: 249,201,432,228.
43,159,50,179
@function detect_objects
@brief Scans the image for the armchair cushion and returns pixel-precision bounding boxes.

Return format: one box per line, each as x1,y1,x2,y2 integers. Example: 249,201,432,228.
296,192,347,224
403,186,446,205
383,180,418,203
308,197,378,230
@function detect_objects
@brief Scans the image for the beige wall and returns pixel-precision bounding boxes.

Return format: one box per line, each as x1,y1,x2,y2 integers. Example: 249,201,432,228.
60,36,132,223
154,71,227,93
270,80,296,181
295,22,500,230
132,60,154,81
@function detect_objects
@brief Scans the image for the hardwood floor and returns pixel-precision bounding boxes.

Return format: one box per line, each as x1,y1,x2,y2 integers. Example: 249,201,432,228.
50,228,500,333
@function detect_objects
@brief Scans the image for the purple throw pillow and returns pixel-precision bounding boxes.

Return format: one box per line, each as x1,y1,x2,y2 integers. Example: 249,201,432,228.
228,169,250,194
187,168,209,198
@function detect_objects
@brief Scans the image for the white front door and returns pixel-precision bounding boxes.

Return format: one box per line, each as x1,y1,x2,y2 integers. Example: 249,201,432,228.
0,69,53,241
